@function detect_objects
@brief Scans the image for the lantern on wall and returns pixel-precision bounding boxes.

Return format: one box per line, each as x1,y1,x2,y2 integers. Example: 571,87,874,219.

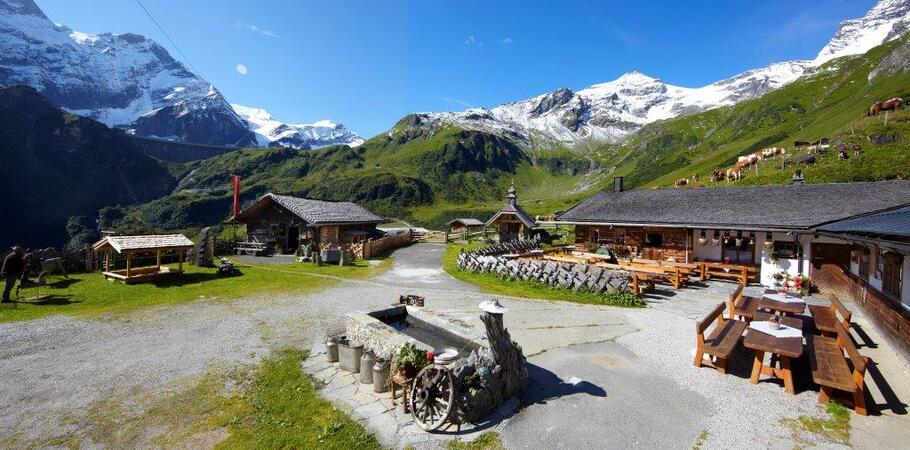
698,230,707,246
763,232,773,250
711,230,720,247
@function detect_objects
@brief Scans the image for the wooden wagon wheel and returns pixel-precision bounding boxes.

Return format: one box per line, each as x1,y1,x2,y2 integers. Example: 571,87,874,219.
409,364,455,431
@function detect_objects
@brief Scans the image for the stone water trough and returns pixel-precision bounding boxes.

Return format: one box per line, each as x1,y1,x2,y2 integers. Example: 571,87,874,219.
346,302,528,426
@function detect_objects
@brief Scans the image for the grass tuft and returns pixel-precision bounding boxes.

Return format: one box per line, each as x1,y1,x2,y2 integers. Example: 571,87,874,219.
445,431,505,450
780,401,851,446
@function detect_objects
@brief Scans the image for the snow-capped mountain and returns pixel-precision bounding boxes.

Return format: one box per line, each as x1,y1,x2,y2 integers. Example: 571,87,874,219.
814,0,910,65
414,0,910,148
232,104,364,149
0,0,255,146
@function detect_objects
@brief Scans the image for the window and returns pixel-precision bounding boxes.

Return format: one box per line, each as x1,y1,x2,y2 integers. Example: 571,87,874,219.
724,236,756,264
856,246,870,279
591,229,600,244
772,241,798,259
882,252,903,299
643,233,663,247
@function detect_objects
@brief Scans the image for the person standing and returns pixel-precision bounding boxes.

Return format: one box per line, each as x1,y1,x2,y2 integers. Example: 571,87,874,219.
2,246,26,303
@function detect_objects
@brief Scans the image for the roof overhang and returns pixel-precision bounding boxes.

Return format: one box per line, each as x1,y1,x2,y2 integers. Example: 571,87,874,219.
552,219,802,233
816,231,910,254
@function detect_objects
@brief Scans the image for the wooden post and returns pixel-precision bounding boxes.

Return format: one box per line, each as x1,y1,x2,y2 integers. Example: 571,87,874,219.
156,249,162,270
178,249,184,272
125,252,132,278
105,250,111,272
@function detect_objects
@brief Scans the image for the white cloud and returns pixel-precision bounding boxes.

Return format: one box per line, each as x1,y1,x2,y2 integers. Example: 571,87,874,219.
439,96,473,108
236,21,279,38
500,37,513,45
464,35,476,45
235,64,248,75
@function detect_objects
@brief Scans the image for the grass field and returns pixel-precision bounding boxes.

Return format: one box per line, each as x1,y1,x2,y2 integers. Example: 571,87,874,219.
22,350,381,449
0,257,392,323
442,244,645,307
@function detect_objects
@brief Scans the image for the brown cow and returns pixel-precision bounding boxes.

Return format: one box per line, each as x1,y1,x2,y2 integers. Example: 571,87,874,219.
725,168,742,181
675,178,689,187
869,97,904,116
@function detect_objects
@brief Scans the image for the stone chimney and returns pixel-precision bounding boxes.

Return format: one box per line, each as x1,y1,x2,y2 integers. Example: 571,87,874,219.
791,170,805,185
614,176,624,193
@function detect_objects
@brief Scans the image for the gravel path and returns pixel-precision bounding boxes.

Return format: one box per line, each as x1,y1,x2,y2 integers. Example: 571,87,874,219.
0,243,908,449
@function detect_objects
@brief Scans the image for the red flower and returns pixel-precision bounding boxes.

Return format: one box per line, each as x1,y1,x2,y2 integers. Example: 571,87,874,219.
426,351,435,361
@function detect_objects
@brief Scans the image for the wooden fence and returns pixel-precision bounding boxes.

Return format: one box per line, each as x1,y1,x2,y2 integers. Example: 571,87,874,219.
362,230,415,259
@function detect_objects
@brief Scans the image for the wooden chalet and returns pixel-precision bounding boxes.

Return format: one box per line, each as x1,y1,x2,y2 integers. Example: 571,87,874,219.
447,218,484,234
486,187,538,242
234,193,385,254
557,176,910,362
93,234,194,284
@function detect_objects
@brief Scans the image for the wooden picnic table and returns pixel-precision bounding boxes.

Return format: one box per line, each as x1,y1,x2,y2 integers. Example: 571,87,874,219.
759,292,806,316
743,323,804,394
699,261,758,285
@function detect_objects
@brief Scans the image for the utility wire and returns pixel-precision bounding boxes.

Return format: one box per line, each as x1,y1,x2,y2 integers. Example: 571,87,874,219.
134,0,204,78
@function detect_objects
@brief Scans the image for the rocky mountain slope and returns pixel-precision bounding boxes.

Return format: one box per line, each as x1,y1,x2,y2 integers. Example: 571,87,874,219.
417,0,910,148
0,0,361,149
0,0,256,147
0,85,176,248
232,104,364,149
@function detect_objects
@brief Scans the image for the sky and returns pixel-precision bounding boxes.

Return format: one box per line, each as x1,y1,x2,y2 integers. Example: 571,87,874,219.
38,0,878,138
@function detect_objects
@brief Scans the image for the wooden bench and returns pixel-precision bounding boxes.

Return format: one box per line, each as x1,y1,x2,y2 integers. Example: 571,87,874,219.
809,294,852,336
699,262,757,285
694,302,747,374
236,241,268,256
621,262,690,289
725,284,761,322
629,273,656,296
808,320,869,415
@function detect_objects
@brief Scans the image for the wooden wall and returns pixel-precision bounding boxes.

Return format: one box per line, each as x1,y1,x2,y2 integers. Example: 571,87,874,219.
576,225,691,261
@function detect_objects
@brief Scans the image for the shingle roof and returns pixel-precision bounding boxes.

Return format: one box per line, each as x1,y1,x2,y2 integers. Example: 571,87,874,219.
486,202,538,229
818,206,910,238
93,234,194,253
557,180,910,230
447,218,484,227
242,193,384,225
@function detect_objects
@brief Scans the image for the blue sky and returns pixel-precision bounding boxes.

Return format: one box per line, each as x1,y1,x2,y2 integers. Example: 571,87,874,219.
39,0,876,137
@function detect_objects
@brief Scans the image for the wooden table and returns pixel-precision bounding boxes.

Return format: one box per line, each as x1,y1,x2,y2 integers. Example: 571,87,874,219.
759,293,806,316
753,311,804,330
743,325,804,394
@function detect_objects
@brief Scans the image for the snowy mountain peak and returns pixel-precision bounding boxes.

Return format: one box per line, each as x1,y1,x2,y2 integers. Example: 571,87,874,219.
423,0,910,148
0,0,46,18
231,104,364,149
813,0,910,65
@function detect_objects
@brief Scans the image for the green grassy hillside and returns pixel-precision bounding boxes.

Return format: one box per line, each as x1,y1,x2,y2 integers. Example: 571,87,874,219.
607,36,910,189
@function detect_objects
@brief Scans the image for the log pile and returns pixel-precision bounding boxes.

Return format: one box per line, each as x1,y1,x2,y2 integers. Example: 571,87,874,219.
457,252,630,294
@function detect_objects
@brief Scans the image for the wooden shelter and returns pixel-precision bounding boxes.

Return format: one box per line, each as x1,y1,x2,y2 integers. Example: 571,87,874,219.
486,186,538,242
234,193,385,254
447,218,484,234
93,234,194,284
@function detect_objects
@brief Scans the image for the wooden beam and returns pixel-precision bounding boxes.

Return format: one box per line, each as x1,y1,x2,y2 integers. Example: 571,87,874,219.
178,249,184,272
105,250,111,272
156,249,161,269
125,251,132,278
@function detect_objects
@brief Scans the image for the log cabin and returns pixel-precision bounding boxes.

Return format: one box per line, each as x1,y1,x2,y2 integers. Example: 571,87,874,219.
234,193,385,254
486,187,538,242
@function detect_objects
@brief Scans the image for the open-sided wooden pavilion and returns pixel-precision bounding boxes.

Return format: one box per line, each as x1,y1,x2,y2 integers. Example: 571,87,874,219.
93,234,194,284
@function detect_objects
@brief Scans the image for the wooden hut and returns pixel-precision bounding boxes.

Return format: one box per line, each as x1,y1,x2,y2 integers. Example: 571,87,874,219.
447,218,484,235
93,234,194,284
486,186,537,242
234,193,385,254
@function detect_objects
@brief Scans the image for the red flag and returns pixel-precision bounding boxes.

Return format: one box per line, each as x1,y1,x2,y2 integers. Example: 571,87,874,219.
231,176,241,218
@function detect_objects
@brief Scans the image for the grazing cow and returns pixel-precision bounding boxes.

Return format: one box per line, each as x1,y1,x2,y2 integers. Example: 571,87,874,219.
675,178,689,187
725,168,742,181
869,97,904,116
794,141,811,150
711,169,725,182
691,174,700,183
760,147,785,158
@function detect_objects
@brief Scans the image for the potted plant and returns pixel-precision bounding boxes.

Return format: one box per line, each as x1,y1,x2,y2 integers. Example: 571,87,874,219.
390,342,432,379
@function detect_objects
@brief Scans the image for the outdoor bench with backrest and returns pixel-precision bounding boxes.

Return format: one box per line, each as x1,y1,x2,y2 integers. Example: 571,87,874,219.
725,284,761,322
807,320,869,415
694,302,747,374
620,261,690,289
699,261,758,285
809,294,852,336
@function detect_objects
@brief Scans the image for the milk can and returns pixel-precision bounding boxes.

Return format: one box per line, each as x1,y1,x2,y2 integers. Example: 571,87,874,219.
372,360,390,393
359,351,375,384
325,338,339,363
338,341,363,373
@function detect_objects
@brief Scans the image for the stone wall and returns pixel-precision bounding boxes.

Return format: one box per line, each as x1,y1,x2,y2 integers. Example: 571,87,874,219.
457,252,630,294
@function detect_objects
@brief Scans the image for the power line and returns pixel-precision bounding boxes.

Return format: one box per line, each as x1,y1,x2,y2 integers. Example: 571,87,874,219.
134,0,204,78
